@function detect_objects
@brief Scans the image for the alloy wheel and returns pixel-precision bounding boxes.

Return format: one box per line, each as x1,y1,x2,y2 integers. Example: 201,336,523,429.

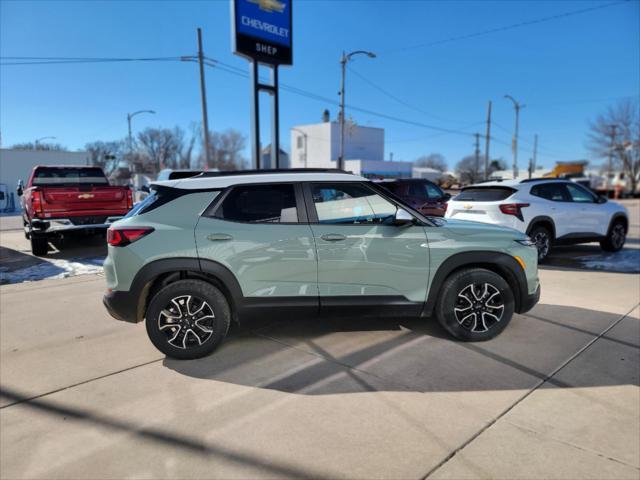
454,283,505,333
611,224,626,250
157,295,215,349
532,231,550,260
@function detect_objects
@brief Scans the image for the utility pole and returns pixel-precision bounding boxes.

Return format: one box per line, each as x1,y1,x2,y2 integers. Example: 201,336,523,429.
338,50,376,170
504,95,524,180
484,101,492,180
338,53,347,171
197,28,212,168
474,133,481,183
608,124,617,190
529,134,538,179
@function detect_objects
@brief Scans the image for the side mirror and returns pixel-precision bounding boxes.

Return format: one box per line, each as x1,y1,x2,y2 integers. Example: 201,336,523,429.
140,185,150,193
442,193,452,201
394,208,414,226
597,195,607,204
16,181,23,197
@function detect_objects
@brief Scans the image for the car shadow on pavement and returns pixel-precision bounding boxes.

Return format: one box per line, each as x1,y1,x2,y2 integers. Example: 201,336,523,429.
163,304,640,395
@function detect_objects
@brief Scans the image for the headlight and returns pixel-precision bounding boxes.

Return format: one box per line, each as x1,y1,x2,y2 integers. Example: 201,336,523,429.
515,238,536,247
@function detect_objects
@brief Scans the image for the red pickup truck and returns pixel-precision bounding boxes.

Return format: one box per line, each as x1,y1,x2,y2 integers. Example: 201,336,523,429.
17,166,133,256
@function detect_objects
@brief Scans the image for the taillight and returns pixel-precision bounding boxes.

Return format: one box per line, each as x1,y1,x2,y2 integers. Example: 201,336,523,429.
499,203,529,221
32,190,43,216
107,227,154,247
126,189,133,209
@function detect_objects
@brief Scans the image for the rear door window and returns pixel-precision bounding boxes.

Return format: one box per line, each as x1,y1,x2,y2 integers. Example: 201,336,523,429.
454,187,515,202
215,184,299,223
530,183,571,202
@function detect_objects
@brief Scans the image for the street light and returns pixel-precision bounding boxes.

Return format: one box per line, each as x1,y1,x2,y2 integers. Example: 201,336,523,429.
504,95,524,179
35,136,56,148
127,110,155,172
338,50,376,170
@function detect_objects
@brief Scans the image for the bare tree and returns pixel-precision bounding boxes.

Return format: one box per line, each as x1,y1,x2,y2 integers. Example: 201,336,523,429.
11,142,65,151
456,155,482,185
201,129,247,170
178,123,200,169
135,127,185,174
415,153,447,172
587,98,640,192
85,140,124,175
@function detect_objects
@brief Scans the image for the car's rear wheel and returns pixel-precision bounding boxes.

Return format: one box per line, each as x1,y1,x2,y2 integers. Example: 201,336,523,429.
145,280,231,360
435,268,515,341
529,225,552,262
30,236,48,256
601,220,626,252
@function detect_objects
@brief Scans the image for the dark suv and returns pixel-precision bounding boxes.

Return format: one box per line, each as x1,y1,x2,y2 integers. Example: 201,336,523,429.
378,179,450,217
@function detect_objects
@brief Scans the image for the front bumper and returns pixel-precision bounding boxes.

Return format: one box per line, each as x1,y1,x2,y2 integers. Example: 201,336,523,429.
103,289,139,323
518,284,540,314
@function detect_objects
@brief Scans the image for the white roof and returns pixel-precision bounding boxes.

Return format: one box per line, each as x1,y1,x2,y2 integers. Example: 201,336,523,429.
153,172,367,190
466,178,568,189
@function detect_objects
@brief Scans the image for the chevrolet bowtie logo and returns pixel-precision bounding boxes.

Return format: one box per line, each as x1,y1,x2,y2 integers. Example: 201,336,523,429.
78,193,94,199
248,0,285,13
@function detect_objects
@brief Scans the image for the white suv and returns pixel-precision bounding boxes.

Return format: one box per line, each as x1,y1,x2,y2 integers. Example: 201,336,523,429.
445,179,628,261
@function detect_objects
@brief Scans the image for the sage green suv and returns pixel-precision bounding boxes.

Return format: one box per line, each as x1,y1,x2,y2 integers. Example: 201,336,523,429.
103,169,540,359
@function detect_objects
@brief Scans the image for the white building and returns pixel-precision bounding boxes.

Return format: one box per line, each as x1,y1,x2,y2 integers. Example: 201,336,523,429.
0,149,90,211
412,167,444,182
261,145,290,169
290,118,412,178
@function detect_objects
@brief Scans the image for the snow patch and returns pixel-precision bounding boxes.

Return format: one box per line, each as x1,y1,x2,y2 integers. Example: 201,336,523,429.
577,249,640,274
0,257,104,285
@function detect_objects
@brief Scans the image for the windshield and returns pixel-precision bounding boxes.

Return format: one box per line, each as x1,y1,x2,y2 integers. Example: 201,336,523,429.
32,167,108,187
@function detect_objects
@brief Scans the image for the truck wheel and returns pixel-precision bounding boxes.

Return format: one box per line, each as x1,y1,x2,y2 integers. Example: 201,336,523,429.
529,225,552,262
600,220,626,252
436,268,515,341
145,280,231,360
30,236,49,256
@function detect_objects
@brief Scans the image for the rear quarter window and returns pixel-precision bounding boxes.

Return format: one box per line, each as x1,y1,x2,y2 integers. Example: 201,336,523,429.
454,187,516,202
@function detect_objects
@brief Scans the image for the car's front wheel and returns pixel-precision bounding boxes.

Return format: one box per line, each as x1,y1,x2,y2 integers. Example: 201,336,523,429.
30,235,48,256
601,220,626,252
145,280,231,360
435,268,515,341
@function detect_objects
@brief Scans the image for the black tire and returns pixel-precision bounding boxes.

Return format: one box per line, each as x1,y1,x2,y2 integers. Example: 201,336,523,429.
145,279,231,360
528,225,552,262
600,220,626,252
30,236,48,256
435,268,515,341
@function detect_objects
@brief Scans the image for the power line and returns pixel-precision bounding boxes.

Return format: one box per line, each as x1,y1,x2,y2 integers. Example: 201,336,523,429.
0,56,184,66
346,65,469,125
381,0,628,54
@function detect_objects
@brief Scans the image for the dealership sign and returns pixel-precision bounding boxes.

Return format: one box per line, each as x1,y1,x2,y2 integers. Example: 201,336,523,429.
232,0,292,65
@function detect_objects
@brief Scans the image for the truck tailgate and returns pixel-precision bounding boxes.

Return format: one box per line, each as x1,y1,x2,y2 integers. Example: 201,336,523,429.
41,186,129,214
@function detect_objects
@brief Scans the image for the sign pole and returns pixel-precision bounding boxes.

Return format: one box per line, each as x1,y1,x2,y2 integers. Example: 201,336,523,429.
250,60,261,169
231,0,292,170
271,65,280,168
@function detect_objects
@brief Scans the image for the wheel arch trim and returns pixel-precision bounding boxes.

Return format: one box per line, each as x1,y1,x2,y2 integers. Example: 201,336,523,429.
526,216,556,239
422,251,528,317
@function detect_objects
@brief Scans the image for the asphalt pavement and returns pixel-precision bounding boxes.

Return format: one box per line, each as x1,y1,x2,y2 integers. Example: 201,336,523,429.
0,203,638,479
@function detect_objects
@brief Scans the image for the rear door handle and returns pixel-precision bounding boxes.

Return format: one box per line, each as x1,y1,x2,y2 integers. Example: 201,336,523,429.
321,233,347,242
207,233,233,241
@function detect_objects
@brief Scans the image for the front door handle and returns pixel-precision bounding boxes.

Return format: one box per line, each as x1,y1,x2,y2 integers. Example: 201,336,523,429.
207,233,233,241
321,233,347,242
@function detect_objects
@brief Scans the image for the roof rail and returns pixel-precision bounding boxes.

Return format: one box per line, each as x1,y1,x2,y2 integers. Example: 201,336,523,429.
519,177,564,183
196,168,353,178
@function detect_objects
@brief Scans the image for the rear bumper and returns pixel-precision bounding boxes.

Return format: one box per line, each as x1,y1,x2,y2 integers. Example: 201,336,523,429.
517,284,540,314
30,216,124,234
103,289,139,323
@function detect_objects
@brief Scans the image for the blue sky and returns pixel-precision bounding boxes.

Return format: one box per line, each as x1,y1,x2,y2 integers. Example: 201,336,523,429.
1,0,638,171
